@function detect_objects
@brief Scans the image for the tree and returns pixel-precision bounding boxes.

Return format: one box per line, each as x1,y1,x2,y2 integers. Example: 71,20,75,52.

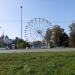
69,23,75,47
44,28,53,48
52,25,64,47
60,32,69,47
13,37,28,49
45,25,69,47
44,28,52,43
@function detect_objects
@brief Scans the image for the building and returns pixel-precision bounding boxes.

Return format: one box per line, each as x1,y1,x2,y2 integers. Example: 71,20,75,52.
4,35,13,45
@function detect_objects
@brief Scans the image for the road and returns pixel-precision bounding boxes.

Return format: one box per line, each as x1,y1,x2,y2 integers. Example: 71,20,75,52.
0,48,75,53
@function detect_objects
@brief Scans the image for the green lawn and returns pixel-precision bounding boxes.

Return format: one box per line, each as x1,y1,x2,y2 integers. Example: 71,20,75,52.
0,52,75,75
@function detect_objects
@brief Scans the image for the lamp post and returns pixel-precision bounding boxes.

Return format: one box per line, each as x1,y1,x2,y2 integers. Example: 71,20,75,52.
21,5,23,39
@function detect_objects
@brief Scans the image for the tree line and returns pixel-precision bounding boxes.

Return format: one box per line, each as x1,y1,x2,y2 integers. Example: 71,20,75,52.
44,22,75,48
11,22,75,49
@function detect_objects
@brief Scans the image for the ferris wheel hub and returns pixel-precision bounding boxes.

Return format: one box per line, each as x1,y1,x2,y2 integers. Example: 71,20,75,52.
37,30,42,34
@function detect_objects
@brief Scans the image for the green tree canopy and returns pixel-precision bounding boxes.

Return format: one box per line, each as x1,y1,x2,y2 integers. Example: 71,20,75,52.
45,25,69,47
13,37,28,49
69,23,75,47
44,28,52,43
51,25,64,46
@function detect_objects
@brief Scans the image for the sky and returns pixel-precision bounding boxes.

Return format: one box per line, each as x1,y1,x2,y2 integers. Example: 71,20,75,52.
0,0,75,40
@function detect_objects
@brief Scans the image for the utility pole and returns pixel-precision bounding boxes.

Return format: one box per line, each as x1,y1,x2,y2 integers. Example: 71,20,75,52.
21,5,23,39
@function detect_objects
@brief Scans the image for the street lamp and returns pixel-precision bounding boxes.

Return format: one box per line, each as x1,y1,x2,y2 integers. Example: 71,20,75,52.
21,5,23,39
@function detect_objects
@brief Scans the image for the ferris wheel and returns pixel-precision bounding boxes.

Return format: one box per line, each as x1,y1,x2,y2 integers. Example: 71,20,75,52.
25,18,51,42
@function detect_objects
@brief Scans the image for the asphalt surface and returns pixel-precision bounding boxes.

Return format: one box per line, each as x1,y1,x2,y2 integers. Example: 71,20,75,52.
0,48,75,53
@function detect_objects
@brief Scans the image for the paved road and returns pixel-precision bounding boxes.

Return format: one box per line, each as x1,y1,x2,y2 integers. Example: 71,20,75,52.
0,48,75,53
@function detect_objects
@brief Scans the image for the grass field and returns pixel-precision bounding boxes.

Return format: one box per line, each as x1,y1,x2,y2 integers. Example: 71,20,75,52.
0,51,75,75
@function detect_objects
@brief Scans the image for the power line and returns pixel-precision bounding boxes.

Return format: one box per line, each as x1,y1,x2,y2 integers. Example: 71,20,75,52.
0,20,29,22
0,20,74,23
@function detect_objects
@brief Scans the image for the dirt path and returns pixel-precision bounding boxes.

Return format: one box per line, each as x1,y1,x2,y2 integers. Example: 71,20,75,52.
0,48,75,53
